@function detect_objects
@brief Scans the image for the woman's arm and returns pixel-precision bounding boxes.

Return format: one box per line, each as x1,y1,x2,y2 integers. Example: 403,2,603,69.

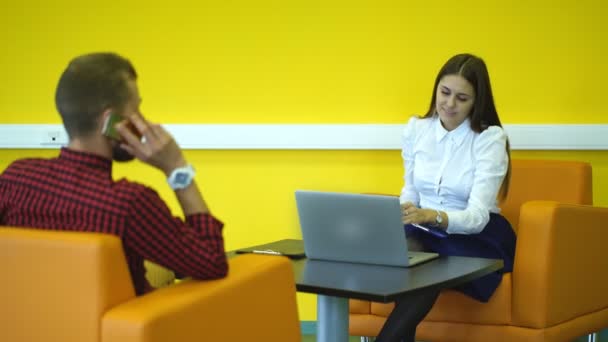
444,126,509,234
400,116,421,206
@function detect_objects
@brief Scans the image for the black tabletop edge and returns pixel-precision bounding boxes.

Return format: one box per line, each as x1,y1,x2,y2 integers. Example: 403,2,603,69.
295,259,504,303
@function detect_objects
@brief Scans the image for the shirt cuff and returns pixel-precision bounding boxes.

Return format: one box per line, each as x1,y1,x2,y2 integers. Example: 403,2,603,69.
399,194,419,206
445,210,468,234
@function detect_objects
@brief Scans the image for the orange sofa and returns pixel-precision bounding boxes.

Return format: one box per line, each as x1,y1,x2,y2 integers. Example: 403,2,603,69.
0,227,301,342
349,160,608,342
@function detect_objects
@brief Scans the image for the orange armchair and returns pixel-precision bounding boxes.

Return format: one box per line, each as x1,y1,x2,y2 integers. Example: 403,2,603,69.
0,227,301,342
349,160,608,342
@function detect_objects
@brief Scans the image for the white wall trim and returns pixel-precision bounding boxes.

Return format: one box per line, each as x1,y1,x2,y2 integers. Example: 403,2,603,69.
0,123,606,150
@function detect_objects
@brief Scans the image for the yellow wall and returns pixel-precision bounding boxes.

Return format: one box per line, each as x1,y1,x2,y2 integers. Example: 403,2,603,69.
1,0,607,124
1,0,607,320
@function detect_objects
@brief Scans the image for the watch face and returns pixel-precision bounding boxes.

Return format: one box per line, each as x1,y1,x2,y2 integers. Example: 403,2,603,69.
175,172,189,184
168,165,195,190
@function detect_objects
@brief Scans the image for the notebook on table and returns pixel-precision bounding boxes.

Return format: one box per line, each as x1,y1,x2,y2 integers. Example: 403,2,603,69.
295,190,439,267
235,239,306,259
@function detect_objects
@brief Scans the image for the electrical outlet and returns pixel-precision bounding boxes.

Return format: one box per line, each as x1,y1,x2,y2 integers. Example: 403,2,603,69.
41,129,67,146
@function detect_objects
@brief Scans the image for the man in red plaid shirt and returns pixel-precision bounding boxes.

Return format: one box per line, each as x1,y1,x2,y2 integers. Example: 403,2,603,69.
0,53,228,295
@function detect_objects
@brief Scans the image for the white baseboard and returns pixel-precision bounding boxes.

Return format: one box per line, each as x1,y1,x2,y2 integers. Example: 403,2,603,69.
0,123,606,150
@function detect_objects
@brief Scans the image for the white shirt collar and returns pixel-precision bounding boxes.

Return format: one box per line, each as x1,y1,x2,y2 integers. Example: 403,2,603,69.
434,116,471,147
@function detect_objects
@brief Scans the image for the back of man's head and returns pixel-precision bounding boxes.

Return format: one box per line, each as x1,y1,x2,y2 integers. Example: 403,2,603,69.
55,53,137,139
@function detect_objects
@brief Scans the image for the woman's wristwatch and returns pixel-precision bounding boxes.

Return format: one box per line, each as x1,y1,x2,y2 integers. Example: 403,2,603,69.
432,209,443,227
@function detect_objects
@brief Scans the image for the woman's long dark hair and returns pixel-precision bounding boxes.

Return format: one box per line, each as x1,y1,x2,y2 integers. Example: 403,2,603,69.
424,53,511,200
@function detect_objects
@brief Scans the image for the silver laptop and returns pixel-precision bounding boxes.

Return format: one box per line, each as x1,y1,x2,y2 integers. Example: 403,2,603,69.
295,190,439,267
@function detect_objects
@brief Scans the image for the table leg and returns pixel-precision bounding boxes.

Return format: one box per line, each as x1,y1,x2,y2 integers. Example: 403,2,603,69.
317,295,349,342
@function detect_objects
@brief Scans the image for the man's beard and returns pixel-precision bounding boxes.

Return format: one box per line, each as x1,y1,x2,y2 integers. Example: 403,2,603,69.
112,144,135,162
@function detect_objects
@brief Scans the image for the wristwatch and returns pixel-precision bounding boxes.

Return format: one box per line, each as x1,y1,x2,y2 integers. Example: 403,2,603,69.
167,164,195,190
434,210,443,226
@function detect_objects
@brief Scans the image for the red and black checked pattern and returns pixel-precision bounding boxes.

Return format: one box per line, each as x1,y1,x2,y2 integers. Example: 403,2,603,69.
0,148,227,295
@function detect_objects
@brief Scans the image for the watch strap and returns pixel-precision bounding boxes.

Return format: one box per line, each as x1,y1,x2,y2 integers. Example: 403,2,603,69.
431,209,443,227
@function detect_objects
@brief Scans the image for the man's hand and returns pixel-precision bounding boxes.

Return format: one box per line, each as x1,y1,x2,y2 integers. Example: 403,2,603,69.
116,113,210,215
116,114,186,176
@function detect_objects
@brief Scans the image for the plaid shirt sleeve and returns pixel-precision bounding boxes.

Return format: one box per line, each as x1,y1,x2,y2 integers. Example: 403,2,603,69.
124,185,228,280
0,175,6,222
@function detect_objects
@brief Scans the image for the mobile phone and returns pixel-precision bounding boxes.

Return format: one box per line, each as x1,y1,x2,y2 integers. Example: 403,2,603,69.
101,112,124,141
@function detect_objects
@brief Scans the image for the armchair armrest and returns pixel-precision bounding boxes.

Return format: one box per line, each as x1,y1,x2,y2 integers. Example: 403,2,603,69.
512,201,608,328
102,254,301,342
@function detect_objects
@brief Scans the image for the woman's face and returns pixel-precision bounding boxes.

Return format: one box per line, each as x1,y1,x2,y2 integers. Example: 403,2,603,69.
435,74,475,131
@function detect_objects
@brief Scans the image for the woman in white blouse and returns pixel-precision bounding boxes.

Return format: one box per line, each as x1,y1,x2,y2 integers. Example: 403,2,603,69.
375,54,516,342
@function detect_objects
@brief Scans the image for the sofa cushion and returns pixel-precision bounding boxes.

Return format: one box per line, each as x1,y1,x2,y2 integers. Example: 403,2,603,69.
371,301,395,316
350,299,373,314
425,273,512,325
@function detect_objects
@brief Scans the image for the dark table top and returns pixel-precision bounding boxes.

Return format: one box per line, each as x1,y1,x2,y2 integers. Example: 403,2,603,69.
230,239,503,303
291,255,503,302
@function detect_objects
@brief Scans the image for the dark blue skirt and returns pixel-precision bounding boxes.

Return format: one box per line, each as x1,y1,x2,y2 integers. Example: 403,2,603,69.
404,213,516,302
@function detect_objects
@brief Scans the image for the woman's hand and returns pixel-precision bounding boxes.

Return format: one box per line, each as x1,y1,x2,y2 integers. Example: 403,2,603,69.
401,202,436,225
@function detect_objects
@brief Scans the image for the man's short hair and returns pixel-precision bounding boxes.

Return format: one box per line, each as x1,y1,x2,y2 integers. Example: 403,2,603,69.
55,52,137,138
